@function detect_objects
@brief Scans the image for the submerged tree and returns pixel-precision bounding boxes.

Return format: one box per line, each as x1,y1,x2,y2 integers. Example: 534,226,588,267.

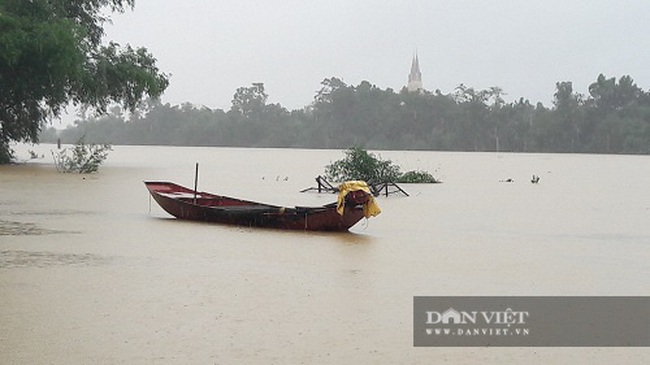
325,147,401,183
52,137,112,173
0,0,169,163
325,147,440,184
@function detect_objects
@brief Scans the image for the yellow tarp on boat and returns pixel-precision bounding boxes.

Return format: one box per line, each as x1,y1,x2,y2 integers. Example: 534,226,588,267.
336,181,381,218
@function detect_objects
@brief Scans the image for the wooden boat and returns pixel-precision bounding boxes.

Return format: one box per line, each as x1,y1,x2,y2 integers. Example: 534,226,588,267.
144,181,380,231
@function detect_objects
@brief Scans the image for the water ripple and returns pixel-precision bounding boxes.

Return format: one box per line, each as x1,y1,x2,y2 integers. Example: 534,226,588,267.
0,220,63,236
0,250,110,269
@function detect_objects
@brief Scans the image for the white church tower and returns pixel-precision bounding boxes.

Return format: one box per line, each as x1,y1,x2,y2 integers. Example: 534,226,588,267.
407,52,423,93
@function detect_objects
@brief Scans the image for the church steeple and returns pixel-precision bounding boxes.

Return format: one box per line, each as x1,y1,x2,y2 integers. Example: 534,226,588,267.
407,52,423,93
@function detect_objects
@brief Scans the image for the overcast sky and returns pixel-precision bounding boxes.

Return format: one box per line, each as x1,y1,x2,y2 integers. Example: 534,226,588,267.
100,0,650,112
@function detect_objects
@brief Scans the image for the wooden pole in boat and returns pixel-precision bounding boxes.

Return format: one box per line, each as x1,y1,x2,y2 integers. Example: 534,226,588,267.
193,162,199,204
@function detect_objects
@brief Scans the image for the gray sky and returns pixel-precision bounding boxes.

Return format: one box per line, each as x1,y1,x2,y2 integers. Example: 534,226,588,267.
102,0,649,111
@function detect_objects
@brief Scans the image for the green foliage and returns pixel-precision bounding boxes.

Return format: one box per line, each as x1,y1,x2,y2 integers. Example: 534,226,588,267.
52,137,112,173
38,74,650,156
324,147,402,183
0,0,168,164
231,83,268,116
324,147,440,184
397,170,440,183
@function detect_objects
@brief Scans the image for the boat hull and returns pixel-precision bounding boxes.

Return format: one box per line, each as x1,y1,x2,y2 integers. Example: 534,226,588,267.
145,181,367,231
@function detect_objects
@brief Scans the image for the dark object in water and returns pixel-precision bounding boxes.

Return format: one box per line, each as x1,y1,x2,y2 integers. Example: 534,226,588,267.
300,175,337,193
301,175,409,197
145,181,380,231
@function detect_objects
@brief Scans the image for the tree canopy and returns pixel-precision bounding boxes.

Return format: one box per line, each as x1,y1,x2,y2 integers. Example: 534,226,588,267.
44,73,650,155
0,0,169,163
43,73,650,155
324,147,440,184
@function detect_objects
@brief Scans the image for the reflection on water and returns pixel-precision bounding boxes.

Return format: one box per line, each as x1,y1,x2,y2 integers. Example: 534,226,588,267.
321,229,375,245
1,145,649,364
146,215,376,245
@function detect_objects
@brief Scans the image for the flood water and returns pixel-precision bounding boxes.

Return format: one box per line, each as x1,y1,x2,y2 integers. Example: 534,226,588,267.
1,144,649,364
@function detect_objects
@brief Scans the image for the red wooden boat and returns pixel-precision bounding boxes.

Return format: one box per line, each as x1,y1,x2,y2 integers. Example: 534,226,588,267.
144,181,380,231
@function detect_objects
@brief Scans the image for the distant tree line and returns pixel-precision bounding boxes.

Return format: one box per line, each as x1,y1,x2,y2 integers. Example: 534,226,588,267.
41,74,650,154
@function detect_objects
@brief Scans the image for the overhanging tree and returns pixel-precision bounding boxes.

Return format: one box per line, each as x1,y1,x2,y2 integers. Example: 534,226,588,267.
0,0,169,163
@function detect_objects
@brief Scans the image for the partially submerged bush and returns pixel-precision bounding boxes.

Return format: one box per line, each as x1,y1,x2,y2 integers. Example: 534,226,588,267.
325,147,401,183
325,147,440,183
52,137,112,173
397,170,440,183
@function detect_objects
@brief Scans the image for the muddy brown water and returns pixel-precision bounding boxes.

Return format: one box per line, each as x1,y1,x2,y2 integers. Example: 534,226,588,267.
1,144,649,363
